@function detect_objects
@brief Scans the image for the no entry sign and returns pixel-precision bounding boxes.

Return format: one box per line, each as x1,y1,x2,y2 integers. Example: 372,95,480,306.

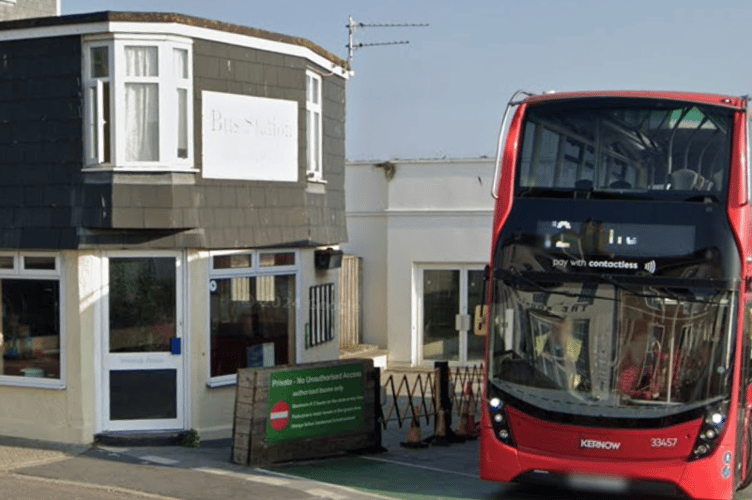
269,400,290,431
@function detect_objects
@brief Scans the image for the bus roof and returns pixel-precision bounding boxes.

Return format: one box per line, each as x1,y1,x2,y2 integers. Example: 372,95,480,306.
523,90,747,110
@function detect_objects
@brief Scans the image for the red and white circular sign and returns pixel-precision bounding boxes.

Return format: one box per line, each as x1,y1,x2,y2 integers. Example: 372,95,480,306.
270,400,291,431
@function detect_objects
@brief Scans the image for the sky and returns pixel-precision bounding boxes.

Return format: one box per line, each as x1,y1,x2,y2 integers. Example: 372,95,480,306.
61,0,752,161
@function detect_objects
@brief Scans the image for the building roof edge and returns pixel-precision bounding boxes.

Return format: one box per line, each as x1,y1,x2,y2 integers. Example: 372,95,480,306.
0,10,349,71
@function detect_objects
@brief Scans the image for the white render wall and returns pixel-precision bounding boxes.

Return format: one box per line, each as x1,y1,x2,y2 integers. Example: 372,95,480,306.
343,158,495,367
0,0,58,21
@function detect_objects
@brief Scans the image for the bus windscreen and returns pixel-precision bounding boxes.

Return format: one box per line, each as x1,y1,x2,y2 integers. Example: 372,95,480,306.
490,280,735,420
516,99,733,200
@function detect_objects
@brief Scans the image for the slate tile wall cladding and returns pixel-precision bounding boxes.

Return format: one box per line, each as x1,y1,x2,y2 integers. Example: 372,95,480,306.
189,38,347,250
0,35,83,249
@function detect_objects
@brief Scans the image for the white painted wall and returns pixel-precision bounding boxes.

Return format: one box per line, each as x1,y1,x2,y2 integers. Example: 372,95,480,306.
0,0,57,21
298,247,343,364
343,158,495,367
0,252,97,444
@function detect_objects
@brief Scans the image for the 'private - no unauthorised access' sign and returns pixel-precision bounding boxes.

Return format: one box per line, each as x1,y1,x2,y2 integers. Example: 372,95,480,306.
266,364,364,443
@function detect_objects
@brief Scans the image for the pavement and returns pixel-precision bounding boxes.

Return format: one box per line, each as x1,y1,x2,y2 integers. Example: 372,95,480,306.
0,423,497,500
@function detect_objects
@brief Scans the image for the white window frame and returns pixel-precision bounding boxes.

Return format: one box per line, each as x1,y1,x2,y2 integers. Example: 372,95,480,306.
307,282,335,348
207,249,300,388
414,264,486,367
84,43,111,166
306,70,323,181
83,34,195,171
0,252,65,389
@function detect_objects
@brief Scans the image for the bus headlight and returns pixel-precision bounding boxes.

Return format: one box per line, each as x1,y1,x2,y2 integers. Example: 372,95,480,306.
690,400,729,460
488,386,515,447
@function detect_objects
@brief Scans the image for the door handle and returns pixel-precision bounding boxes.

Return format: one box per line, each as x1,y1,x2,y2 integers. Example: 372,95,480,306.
455,314,471,332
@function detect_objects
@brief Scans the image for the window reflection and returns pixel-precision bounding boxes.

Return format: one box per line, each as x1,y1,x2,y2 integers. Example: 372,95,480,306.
109,258,176,353
0,280,60,379
210,275,295,376
518,101,732,198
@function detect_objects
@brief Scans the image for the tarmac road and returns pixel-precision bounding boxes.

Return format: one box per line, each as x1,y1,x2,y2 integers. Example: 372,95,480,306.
3,427,752,500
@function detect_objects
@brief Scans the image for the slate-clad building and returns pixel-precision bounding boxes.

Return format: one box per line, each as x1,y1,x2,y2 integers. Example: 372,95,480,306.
0,11,349,443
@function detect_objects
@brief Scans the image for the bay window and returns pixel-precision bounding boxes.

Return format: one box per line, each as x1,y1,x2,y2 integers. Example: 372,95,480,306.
83,36,193,170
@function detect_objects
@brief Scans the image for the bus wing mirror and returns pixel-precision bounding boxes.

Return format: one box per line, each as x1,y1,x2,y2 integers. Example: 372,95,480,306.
474,305,489,336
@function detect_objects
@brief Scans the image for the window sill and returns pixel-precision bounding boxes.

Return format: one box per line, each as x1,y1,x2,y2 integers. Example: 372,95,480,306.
0,376,64,390
82,166,199,174
82,168,199,186
306,175,327,184
306,179,327,194
206,375,237,388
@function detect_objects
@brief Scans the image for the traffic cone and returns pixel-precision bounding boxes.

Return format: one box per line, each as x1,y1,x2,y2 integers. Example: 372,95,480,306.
464,383,478,439
432,408,449,446
400,410,428,448
455,396,469,439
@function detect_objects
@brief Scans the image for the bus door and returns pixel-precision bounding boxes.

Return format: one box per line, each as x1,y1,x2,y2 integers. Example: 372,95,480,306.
738,297,752,488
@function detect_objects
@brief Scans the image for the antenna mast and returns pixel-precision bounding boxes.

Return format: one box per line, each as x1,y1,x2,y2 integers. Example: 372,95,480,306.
347,16,428,65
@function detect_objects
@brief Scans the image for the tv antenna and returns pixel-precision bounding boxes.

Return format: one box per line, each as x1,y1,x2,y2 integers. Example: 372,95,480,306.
347,16,428,65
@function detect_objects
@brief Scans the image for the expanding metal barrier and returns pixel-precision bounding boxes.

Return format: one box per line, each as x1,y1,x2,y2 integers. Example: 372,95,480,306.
449,363,483,422
379,362,484,432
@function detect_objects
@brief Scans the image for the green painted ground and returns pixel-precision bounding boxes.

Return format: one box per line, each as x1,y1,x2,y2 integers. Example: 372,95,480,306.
270,455,505,500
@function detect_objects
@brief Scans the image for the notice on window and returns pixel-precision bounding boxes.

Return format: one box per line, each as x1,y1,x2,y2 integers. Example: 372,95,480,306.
202,91,298,182
266,364,365,443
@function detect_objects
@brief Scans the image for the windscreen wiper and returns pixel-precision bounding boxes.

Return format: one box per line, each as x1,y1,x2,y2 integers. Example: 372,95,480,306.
494,268,616,301
594,272,719,305
517,187,652,201
497,268,720,305
495,268,576,295
594,272,666,299
587,191,652,201
683,194,719,204
516,188,575,199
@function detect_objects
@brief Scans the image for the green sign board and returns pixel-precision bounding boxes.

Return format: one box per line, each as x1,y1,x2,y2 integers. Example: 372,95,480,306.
266,363,365,443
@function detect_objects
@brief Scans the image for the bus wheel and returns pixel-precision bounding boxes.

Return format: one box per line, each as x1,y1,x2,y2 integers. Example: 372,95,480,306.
739,417,752,490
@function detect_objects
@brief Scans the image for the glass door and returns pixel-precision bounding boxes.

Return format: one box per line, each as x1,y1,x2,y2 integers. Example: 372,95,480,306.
465,269,485,363
422,269,460,361
102,254,184,432
420,266,485,365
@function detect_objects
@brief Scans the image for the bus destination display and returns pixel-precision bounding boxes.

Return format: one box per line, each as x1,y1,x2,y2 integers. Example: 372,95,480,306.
538,220,696,258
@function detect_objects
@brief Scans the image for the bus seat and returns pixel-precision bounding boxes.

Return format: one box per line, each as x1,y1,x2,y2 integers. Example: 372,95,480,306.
712,170,723,191
669,169,701,189
609,180,632,189
575,179,593,190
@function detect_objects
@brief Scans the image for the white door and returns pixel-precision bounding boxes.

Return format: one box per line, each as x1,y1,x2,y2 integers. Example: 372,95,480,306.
102,254,185,432
418,266,485,365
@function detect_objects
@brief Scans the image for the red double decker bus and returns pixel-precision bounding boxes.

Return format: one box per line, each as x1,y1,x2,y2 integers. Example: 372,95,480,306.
481,90,752,500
